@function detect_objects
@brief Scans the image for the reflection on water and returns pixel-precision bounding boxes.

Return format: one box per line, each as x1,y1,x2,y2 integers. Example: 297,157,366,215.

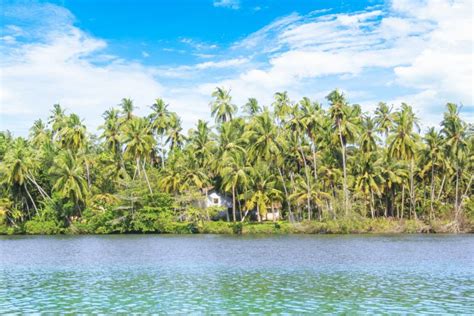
1,235,473,313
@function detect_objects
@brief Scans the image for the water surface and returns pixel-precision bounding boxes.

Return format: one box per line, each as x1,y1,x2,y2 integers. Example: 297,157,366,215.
1,234,473,313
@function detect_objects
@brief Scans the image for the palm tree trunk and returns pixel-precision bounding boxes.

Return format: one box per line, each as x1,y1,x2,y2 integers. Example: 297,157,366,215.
401,184,405,219
298,144,312,220
278,167,293,222
24,184,38,215
85,161,91,188
142,161,153,194
271,202,276,222
232,185,236,222
256,205,261,223
338,124,349,216
454,167,460,222
430,164,435,220
409,158,416,219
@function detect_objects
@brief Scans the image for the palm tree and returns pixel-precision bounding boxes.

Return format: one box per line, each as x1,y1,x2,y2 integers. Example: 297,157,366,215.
48,104,66,141
122,117,156,193
245,161,281,222
327,89,352,216
99,108,122,157
210,87,237,124
29,119,51,148
388,103,420,218
59,114,87,152
421,127,445,219
354,152,384,218
374,102,394,143
220,151,251,222
0,139,41,216
166,113,185,151
242,98,261,116
244,110,280,162
120,98,135,122
441,103,468,221
149,98,172,168
273,91,292,124
50,150,88,213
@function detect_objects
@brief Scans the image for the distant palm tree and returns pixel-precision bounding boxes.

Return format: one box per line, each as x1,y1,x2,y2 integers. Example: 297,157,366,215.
210,87,237,123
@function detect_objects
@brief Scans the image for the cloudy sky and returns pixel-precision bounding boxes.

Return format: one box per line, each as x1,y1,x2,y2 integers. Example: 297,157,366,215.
1,0,472,136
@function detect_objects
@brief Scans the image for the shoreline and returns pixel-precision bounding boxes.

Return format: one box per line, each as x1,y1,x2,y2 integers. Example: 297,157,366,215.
2,218,472,235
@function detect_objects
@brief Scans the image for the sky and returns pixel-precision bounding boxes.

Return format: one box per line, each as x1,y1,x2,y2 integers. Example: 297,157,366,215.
0,0,473,136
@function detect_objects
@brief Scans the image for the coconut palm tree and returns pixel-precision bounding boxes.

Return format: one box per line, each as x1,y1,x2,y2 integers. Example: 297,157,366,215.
220,151,251,222
388,103,420,218
210,87,236,124
149,98,172,167
166,113,185,151
59,114,87,152
50,150,88,213
327,89,351,216
122,117,156,193
0,139,41,216
242,98,261,116
441,103,468,221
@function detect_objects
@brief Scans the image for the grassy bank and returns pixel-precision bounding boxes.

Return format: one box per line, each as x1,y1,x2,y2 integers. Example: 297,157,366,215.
1,218,472,235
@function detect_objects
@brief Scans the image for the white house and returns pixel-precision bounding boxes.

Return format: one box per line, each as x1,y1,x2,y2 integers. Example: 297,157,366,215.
205,190,233,209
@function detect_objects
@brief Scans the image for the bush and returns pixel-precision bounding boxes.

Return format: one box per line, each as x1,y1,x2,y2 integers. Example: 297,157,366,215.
25,219,62,234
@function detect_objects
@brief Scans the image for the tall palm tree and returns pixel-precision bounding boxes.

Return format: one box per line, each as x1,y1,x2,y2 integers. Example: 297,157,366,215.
327,89,351,215
99,108,122,157
374,102,394,143
220,151,251,222
122,117,156,193
244,110,280,162
441,103,468,221
388,103,420,218
210,87,237,124
149,98,172,168
166,113,185,151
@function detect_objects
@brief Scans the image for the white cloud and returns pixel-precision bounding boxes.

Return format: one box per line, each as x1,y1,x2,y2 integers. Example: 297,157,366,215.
213,0,240,10
1,0,472,136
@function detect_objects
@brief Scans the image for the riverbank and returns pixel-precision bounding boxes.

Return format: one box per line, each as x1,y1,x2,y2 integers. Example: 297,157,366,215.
1,217,472,235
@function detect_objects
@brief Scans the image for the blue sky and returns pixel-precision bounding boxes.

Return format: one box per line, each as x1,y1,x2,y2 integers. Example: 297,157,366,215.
1,0,472,135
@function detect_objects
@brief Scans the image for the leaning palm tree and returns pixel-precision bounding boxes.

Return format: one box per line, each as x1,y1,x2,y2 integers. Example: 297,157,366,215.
210,87,237,124
0,139,42,216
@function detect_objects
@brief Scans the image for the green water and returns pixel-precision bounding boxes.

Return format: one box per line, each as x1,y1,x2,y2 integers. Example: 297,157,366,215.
0,234,473,314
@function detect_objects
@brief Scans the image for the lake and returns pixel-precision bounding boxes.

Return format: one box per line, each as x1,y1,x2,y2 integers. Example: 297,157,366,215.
0,234,473,314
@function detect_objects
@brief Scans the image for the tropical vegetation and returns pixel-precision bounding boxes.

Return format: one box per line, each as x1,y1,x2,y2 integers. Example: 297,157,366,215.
0,89,472,234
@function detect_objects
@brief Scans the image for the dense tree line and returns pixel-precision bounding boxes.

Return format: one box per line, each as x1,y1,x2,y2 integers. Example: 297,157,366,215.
0,88,472,234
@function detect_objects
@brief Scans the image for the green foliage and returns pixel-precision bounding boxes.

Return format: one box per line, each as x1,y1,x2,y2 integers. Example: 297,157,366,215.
0,91,472,235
